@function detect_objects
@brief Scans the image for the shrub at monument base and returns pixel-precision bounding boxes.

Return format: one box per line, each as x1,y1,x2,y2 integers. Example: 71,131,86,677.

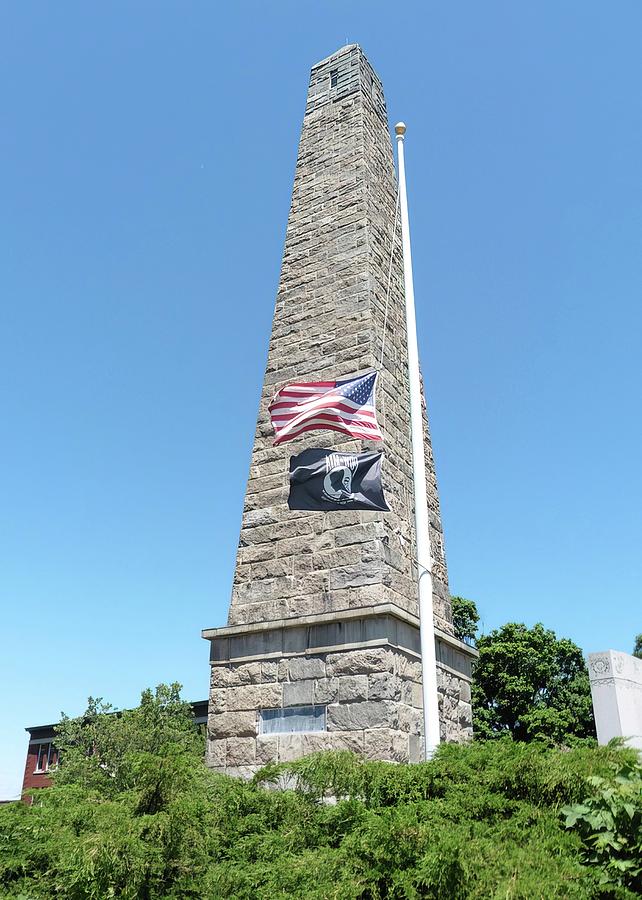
1,687,640,899
562,760,642,892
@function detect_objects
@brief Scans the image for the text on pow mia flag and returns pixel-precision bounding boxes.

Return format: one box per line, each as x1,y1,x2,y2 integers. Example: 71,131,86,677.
288,448,389,512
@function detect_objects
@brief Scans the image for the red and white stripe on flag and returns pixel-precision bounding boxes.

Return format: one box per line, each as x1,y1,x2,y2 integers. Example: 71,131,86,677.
268,371,383,445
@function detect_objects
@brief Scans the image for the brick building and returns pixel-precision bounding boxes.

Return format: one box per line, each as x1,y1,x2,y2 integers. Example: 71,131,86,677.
20,700,208,799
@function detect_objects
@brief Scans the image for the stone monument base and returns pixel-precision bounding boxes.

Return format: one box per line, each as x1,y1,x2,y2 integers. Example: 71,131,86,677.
202,605,477,776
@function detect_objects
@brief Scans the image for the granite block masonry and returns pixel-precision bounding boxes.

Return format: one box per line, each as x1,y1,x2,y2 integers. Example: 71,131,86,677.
202,44,477,774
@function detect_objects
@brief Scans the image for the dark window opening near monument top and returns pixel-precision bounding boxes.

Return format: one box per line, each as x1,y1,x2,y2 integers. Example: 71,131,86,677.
330,69,338,88
259,705,326,735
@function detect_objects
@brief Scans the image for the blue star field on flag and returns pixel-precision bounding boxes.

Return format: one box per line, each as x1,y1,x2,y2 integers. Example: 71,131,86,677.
268,371,383,445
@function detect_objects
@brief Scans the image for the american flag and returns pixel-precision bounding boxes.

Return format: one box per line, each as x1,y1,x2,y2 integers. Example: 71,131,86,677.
269,371,383,445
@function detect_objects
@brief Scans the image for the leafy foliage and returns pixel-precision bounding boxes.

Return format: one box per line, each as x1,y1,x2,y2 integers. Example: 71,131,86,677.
52,682,201,798
0,685,639,898
472,621,596,743
633,634,642,660
562,755,642,893
450,596,480,644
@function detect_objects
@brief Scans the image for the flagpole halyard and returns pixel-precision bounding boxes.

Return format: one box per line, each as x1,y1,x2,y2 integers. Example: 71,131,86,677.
395,121,441,760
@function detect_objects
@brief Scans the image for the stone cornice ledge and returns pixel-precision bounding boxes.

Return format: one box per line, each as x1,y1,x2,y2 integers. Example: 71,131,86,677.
202,603,478,659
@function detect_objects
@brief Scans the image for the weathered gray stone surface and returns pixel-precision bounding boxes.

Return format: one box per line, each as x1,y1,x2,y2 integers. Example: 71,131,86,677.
326,648,395,677
206,637,474,769
204,44,476,773
227,43,452,633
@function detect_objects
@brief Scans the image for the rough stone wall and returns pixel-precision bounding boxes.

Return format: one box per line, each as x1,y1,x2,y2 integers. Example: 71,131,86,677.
204,45,474,773
439,667,473,744
207,648,421,775
206,644,473,774
229,43,453,635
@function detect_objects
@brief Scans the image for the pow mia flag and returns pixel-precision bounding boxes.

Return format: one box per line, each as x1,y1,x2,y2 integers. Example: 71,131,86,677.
288,448,389,512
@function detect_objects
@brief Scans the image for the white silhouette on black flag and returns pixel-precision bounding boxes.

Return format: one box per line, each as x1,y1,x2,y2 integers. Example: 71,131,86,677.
288,449,389,512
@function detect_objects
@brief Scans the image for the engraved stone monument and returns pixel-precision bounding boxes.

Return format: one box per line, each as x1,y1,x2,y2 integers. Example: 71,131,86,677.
202,44,477,775
588,650,642,751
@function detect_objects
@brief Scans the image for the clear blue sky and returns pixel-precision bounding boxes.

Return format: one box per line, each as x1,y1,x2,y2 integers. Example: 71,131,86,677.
1,2,641,799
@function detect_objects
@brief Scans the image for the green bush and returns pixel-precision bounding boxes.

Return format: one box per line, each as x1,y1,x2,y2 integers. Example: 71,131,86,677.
1,686,639,899
562,753,642,893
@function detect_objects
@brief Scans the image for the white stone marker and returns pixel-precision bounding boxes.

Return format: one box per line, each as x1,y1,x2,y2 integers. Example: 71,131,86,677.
587,650,642,751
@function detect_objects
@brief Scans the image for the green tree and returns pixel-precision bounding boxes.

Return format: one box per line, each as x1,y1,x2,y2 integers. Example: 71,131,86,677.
633,633,642,659
450,595,480,644
472,622,596,743
53,682,202,799
0,684,218,899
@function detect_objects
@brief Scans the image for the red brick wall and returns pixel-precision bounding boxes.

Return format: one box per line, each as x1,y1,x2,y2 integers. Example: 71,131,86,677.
21,744,54,798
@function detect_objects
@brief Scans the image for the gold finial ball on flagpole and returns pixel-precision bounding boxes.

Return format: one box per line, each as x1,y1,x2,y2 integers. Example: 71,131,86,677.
395,122,406,135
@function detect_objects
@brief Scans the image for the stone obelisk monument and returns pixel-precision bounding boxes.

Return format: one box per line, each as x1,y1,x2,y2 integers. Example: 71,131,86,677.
203,45,477,775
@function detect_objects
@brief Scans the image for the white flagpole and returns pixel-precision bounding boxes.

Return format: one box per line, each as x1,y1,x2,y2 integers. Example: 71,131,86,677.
395,122,441,759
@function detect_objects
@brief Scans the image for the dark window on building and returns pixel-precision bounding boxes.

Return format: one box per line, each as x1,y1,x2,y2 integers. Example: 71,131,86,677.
330,69,338,88
259,705,326,735
34,742,56,773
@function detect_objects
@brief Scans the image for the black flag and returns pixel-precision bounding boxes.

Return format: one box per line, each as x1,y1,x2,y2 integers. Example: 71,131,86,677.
288,448,389,512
